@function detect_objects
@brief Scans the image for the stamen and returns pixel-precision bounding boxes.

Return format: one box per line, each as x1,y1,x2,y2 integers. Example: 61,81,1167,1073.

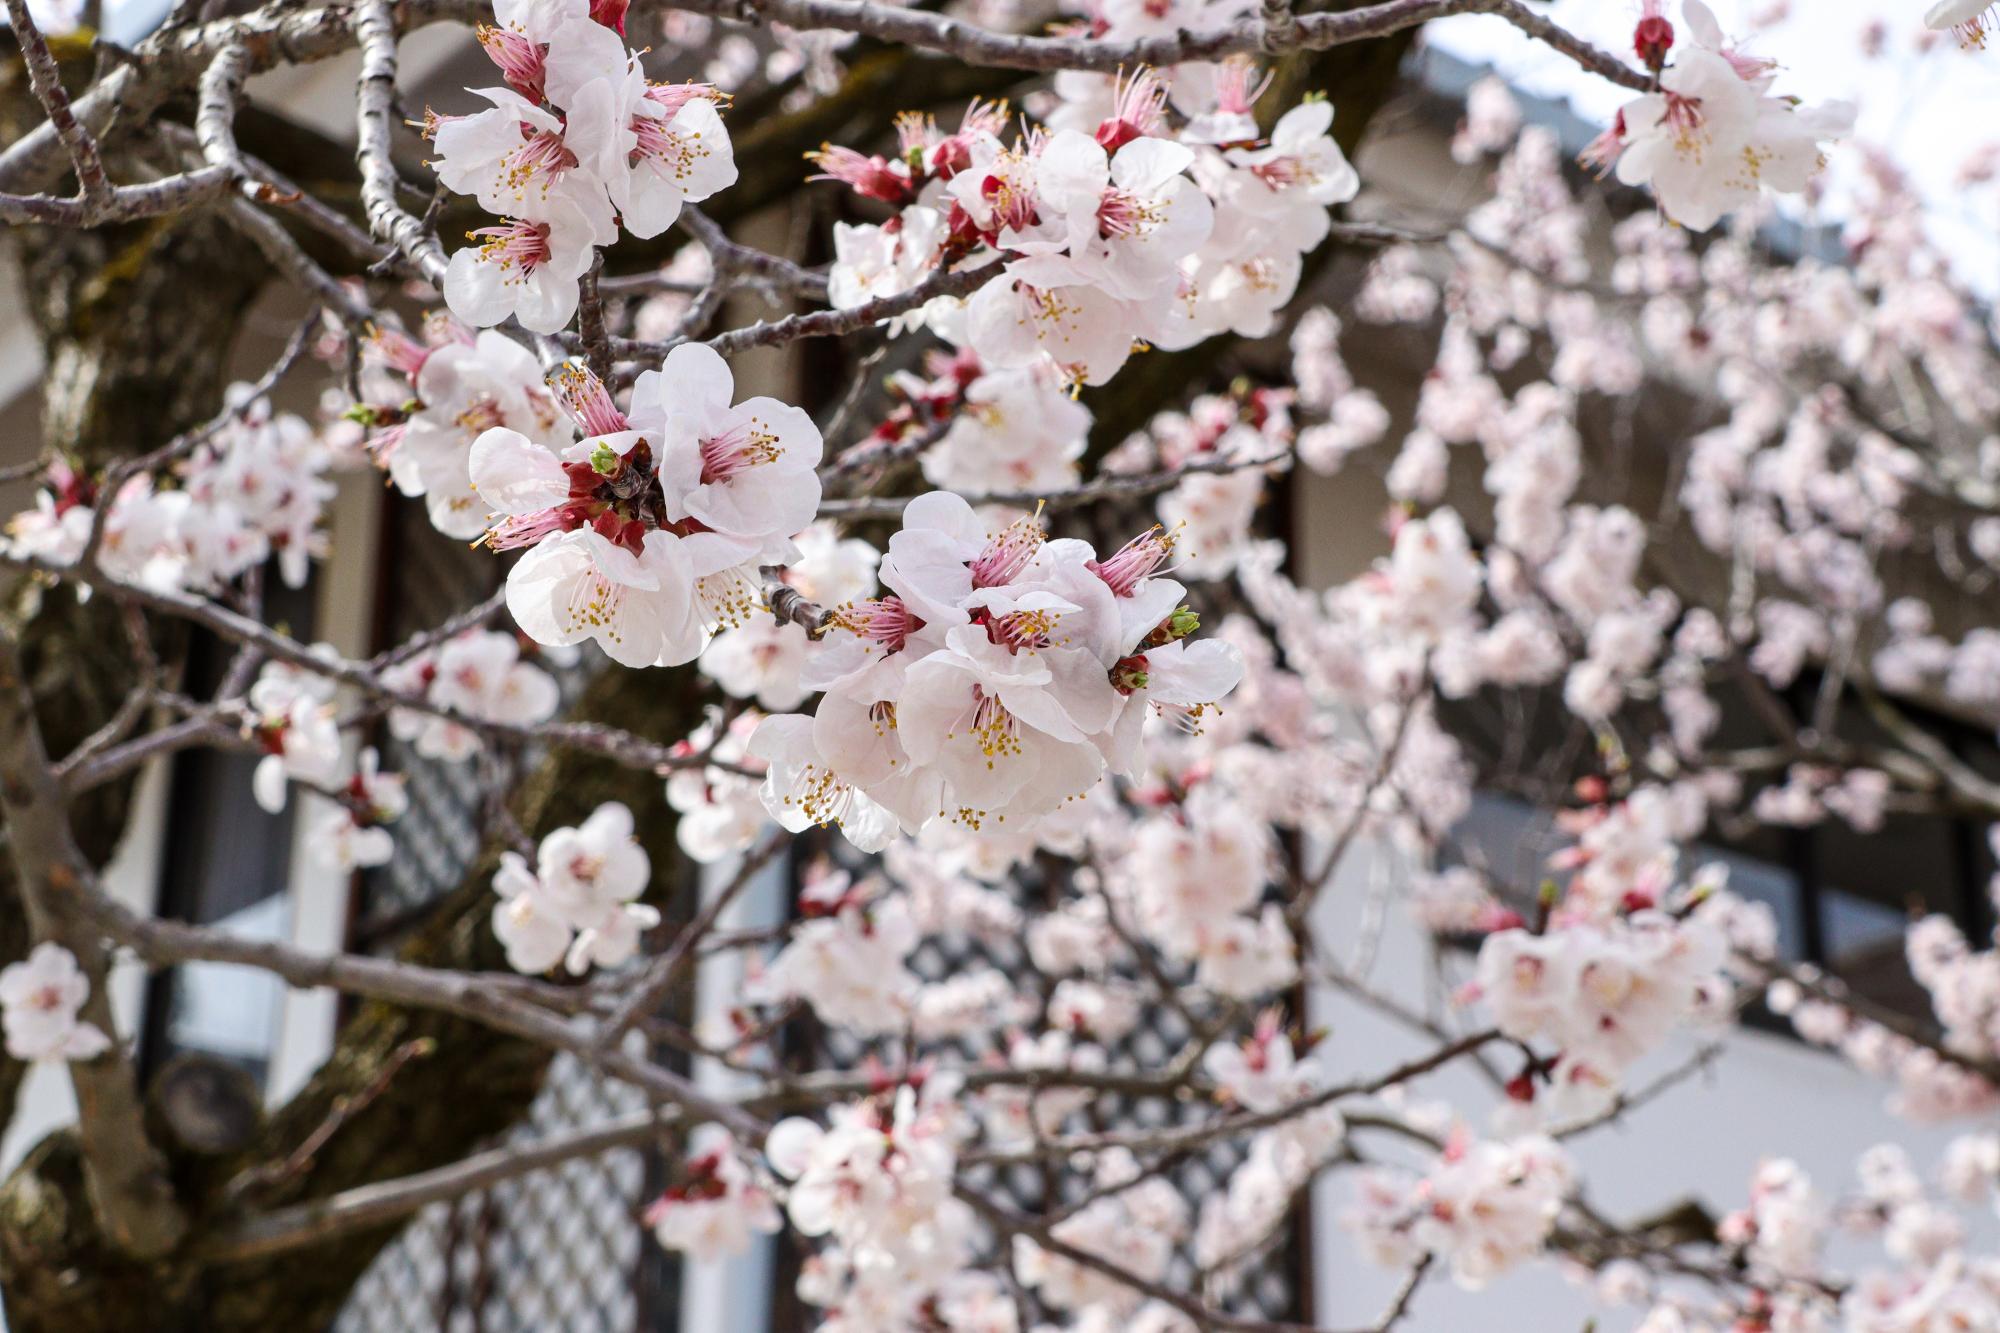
829,596,923,651
1097,187,1161,240
805,145,914,204
1087,526,1175,596
968,514,1044,587
970,686,1022,763
470,218,553,278
362,326,430,378
476,24,546,102
698,419,782,483
975,605,1062,653
504,126,579,197
1095,67,1169,151
550,364,632,437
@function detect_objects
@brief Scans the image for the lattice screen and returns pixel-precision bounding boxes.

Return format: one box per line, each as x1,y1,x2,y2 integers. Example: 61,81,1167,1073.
336,501,677,1333
336,1052,653,1333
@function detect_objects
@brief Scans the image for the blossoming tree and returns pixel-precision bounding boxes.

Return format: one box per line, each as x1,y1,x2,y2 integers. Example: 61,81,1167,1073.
0,0,1997,1327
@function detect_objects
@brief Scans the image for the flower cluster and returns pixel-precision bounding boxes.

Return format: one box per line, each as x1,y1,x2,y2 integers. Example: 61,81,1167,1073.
919,356,1091,497
1771,912,2000,1122
490,801,659,974
1472,902,1735,1114
643,1127,782,1262
1103,382,1297,578
6,390,338,593
746,869,920,1035
1014,1146,1193,1316
469,349,822,667
353,321,566,541
751,492,1244,850
818,62,1358,388
380,627,563,761
1118,789,1293,998
1196,1018,1347,1289
662,709,771,863
309,749,411,872
766,1080,978,1327
0,944,111,1064
1345,1130,1575,1289
697,521,879,712
244,657,411,870
1592,1,1853,232
1617,1145,2000,1329
431,0,738,332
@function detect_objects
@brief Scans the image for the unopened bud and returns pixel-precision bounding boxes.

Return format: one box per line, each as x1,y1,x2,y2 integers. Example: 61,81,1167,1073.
1634,13,1674,71
589,441,621,475
342,402,408,428
1110,654,1151,696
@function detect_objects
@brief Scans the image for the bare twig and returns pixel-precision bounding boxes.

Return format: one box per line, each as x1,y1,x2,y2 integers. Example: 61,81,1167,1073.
224,1037,434,1204
760,565,835,638
83,889,768,1140
818,448,1293,520
193,42,254,191
598,833,788,1044
610,256,1006,362
577,250,614,382
3,0,109,201
205,1106,681,1261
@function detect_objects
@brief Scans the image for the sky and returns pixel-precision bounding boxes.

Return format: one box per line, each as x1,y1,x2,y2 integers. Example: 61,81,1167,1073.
1427,0,2000,289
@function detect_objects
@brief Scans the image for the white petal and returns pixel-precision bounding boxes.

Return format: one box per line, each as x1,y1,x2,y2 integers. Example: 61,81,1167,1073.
471,428,570,514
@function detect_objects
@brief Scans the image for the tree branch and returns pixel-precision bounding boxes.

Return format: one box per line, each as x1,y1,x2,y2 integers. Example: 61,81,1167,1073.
0,627,186,1258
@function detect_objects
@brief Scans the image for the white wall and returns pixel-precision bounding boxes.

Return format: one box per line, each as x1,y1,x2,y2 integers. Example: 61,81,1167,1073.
1303,837,1998,1331
678,847,789,1333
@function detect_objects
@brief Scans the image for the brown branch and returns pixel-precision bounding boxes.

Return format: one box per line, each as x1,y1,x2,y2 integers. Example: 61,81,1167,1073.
82,890,768,1140
959,1184,1321,1333
673,204,829,299
0,165,237,226
816,447,1293,520
598,832,787,1044
0,554,745,784
223,1037,434,1205
607,254,1006,364
202,1105,682,1262
576,250,613,382
679,0,1650,83
193,43,254,193
969,1028,1501,1167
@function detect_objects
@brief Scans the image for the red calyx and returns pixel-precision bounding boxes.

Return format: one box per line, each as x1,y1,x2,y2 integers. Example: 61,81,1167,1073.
590,0,629,34
1634,15,1674,71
